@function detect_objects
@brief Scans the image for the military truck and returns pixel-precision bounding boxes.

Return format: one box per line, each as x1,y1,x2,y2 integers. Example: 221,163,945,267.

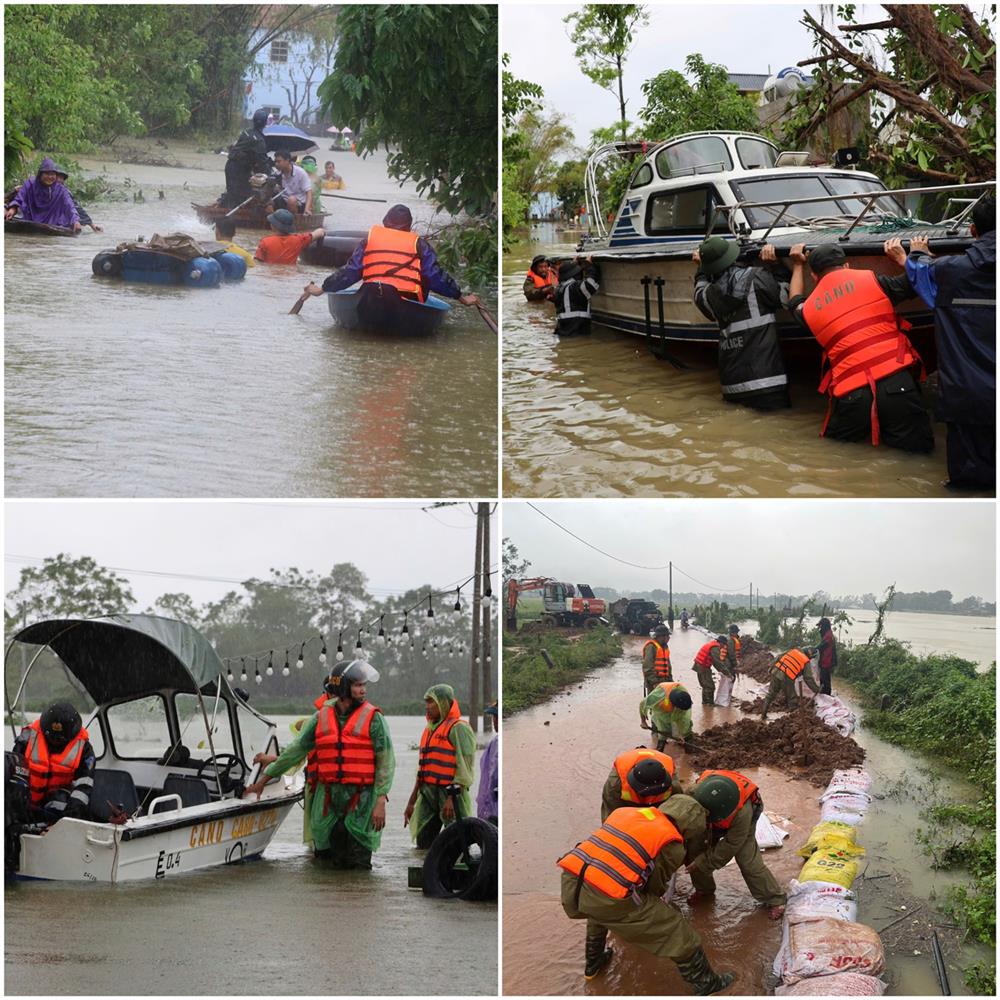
609,598,664,635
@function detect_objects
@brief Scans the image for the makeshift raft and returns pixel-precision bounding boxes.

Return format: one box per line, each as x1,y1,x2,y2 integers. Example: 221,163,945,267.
328,282,450,335
92,233,246,288
4,218,79,237
192,201,326,232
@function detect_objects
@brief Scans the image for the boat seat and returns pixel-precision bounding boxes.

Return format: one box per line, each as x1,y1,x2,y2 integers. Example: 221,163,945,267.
89,768,140,822
162,774,211,809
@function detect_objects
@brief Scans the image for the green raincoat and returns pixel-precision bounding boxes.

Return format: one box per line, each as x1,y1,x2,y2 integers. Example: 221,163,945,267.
410,684,477,845
641,684,693,740
264,700,395,854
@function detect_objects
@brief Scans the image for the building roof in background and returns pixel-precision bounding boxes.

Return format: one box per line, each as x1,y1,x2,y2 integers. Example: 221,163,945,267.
728,73,770,92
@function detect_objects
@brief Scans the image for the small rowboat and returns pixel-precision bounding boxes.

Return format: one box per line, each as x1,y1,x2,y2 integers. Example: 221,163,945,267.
328,282,450,335
4,218,78,237
192,201,326,232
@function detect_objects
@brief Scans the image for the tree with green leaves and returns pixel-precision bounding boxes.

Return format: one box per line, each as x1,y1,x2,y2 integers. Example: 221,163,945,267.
502,538,531,583
502,54,543,244
507,109,578,218
564,4,649,142
788,4,995,183
553,158,588,217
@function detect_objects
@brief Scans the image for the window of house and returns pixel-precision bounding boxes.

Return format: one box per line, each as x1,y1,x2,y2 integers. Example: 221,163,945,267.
646,185,727,236
270,39,289,63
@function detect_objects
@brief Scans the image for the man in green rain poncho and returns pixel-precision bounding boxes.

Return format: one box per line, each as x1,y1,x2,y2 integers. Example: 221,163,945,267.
403,684,477,848
640,681,694,752
244,660,394,869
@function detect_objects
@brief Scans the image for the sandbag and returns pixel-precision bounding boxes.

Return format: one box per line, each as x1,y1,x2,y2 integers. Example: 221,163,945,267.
715,673,734,707
794,658,821,699
776,972,887,995
798,821,860,857
785,879,858,924
756,811,790,850
779,918,885,984
820,791,872,826
813,694,857,736
799,847,860,889
827,768,872,795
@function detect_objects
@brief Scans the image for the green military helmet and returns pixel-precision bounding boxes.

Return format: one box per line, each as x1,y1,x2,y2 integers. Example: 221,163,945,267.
697,236,739,276
690,774,740,823
626,758,672,800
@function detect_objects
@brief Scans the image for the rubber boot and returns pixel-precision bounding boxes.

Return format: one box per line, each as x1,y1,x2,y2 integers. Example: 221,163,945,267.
584,931,613,980
675,946,735,995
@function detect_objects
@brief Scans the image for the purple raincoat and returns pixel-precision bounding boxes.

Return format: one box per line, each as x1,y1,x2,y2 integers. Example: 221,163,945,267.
476,735,498,821
10,157,80,227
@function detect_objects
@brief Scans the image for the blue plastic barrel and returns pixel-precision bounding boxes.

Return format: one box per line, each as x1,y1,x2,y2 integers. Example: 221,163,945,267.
216,252,247,281
92,251,123,278
182,256,222,288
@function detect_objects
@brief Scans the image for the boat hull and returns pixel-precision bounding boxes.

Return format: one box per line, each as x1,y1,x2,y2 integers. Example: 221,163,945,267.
299,230,366,269
328,282,450,335
4,218,78,237
13,789,300,883
192,202,326,232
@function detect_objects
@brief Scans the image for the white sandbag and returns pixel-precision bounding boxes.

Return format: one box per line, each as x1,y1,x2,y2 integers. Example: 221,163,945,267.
756,811,790,850
813,694,857,736
662,871,678,904
785,878,858,924
779,918,885,984
794,658,821,699
827,768,872,795
775,972,887,996
820,792,871,826
715,673,734,707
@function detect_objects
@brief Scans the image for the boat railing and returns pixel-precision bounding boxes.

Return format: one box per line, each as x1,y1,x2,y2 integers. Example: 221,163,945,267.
585,141,653,240
715,180,994,245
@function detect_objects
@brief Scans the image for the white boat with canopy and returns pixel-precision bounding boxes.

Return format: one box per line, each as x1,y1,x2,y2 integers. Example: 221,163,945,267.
4,614,302,883
579,131,991,344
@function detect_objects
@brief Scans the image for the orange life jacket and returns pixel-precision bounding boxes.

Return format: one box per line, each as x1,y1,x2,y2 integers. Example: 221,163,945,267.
557,806,683,900
314,701,380,786
697,769,760,829
720,636,741,663
23,720,89,807
654,681,685,712
526,267,556,290
305,693,328,789
803,268,922,445
642,639,672,680
773,648,811,681
361,224,424,301
694,640,721,669
418,699,465,785
613,748,676,805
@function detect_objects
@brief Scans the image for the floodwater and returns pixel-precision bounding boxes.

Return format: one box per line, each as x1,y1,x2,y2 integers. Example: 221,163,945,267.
502,629,989,995
5,715,497,995
503,225,985,499
5,149,497,498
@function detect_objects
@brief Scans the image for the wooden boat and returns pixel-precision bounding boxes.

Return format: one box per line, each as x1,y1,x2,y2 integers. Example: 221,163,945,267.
4,218,78,237
191,201,326,232
299,230,366,269
328,281,450,335
4,614,301,883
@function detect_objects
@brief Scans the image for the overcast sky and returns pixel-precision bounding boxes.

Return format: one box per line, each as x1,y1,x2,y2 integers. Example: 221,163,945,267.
503,501,996,600
5,502,495,611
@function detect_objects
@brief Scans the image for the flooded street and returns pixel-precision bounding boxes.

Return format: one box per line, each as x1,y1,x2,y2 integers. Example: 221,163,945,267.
5,149,497,498
5,715,496,995
503,226,977,498
502,628,988,995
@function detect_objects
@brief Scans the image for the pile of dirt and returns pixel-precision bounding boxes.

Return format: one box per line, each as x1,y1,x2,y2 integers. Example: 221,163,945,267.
689,710,865,786
735,637,774,683
738,695,767,713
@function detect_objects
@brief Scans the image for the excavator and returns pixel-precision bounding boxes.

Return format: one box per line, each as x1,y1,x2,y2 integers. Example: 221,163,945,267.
505,578,607,631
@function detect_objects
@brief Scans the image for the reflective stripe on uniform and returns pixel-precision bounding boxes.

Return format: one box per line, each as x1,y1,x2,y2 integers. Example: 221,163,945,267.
560,310,593,319
722,374,788,394
950,298,995,306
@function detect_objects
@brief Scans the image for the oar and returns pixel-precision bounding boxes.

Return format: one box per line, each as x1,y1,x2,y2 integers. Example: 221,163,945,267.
223,195,255,218
473,301,498,334
321,193,388,203
290,283,321,315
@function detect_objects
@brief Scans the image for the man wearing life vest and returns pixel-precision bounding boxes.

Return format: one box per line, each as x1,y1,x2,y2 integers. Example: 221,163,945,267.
557,794,735,993
688,770,786,919
245,660,394,869
601,746,679,820
523,254,557,302
787,241,933,451
302,203,483,309
761,646,820,718
724,625,742,669
693,239,791,410
640,682,693,751
692,636,729,706
12,703,96,825
641,624,672,694
404,683,477,848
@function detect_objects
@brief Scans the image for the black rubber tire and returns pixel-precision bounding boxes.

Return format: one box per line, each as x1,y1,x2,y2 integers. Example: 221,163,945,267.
92,251,122,277
422,817,497,901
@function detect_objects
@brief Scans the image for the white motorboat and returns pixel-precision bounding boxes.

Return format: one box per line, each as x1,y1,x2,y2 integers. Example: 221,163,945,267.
578,131,990,344
4,614,302,883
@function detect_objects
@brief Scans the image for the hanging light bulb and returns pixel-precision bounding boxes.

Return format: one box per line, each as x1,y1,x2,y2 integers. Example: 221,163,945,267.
377,616,386,645
226,660,235,683
421,642,427,654
319,635,328,666
483,582,493,607
453,588,462,617
447,647,454,658
240,657,248,682
355,630,363,652
474,655,481,665
425,594,435,625
335,630,344,662
282,650,291,677
400,613,409,638
254,658,262,685
431,637,438,649
296,643,305,670
266,650,274,677
386,633,393,646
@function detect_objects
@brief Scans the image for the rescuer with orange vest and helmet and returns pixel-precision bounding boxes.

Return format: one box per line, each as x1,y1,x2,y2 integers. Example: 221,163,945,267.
557,792,735,993
601,746,681,820
12,702,96,825
687,770,786,919
761,646,821,718
641,624,673,694
640,681,694,751
301,203,482,309
523,254,557,302
244,659,394,868
404,683,477,848
692,635,732,707
787,241,934,453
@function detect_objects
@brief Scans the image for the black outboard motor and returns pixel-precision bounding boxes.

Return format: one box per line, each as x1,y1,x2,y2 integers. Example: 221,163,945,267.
5,750,31,872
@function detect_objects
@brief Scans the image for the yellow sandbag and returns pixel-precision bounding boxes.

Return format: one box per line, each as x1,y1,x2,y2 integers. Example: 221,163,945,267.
799,847,861,889
798,821,863,858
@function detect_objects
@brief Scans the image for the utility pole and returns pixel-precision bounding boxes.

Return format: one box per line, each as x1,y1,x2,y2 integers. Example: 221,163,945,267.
481,503,492,715
668,561,673,629
469,505,484,733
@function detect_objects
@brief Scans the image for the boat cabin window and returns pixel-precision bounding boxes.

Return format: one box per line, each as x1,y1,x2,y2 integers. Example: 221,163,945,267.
175,693,236,757
655,137,732,179
735,137,778,170
106,695,170,760
731,175,856,228
86,716,106,760
235,703,273,764
630,163,654,189
646,185,728,236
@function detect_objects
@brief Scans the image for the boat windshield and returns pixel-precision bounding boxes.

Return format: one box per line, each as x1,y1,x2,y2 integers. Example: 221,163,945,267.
732,174,889,228
106,695,172,760
656,136,733,178
823,174,900,214
735,137,778,170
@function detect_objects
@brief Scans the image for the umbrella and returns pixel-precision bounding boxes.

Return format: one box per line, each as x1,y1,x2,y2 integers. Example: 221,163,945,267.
341,126,353,135
262,123,319,154
326,126,341,134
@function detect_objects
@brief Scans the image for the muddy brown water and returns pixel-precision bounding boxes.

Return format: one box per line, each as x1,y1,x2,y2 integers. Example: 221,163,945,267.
5,149,497,498
4,716,496,995
502,628,988,995
503,225,988,499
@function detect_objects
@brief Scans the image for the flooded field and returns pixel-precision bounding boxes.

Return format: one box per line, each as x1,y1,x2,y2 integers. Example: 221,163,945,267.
502,629,989,995
5,149,497,498
503,226,983,499
5,715,496,995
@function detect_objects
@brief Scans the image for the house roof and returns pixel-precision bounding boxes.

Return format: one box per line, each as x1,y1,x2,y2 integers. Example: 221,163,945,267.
728,73,770,92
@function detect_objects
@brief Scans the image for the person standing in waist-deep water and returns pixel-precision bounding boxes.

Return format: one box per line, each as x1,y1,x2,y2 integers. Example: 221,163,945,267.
884,196,996,489
816,617,837,695
693,238,791,410
523,255,557,302
554,257,601,336
223,108,271,208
